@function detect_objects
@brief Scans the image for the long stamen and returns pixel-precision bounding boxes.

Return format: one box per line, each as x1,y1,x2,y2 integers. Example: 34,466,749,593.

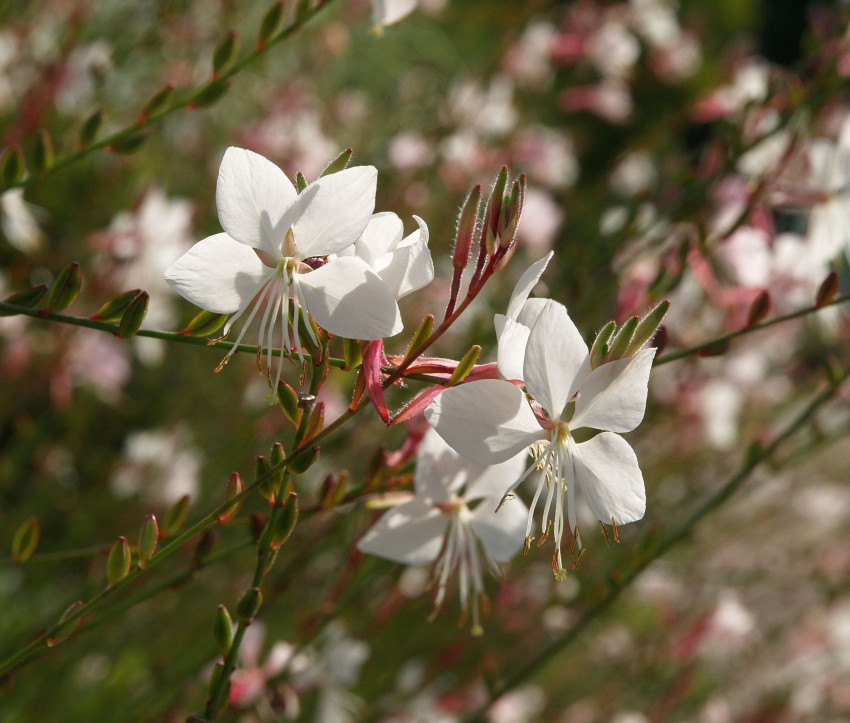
497,443,554,513
292,275,319,347
215,273,278,372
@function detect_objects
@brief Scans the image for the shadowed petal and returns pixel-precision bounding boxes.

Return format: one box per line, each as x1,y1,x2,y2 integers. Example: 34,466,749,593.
373,215,433,299
470,493,527,562
572,348,655,433
164,233,270,314
505,252,553,321
298,256,402,340
425,379,544,465
356,500,446,566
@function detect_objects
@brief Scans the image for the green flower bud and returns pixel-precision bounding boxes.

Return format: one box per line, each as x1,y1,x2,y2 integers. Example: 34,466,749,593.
213,32,239,77
626,300,670,355
140,85,175,121
213,605,233,657
106,537,131,587
288,445,319,474
271,492,298,548
79,109,104,148
45,263,82,314
404,314,433,360
448,345,481,386
32,129,54,173
258,2,285,48
235,587,263,621
218,472,243,525
162,495,191,539
276,381,302,427
605,316,638,363
117,290,149,339
181,309,228,337
46,601,83,647
91,289,143,322
320,148,353,177
11,517,39,562
1,285,47,316
137,514,158,569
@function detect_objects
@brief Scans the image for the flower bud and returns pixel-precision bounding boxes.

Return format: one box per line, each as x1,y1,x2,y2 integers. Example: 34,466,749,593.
193,530,216,566
213,605,233,657
45,262,82,314
626,300,670,355
32,129,54,173
255,455,275,502
137,514,158,569
499,174,526,251
483,166,509,256
448,345,482,386
295,171,308,192
258,2,285,48
11,517,39,562
106,536,131,587
117,290,149,339
235,587,263,621
181,309,228,337
603,317,637,363
320,148,353,177
140,85,175,121
46,601,83,647
404,314,433,360
453,185,481,271
218,473,243,525
2,146,25,186
288,445,319,474
91,289,143,322
269,442,286,496
321,471,348,509
1,285,47,316
189,79,229,109
276,381,302,427
271,493,298,548
213,32,239,78
746,290,771,327
79,109,104,148
815,271,838,308
301,402,325,443
161,495,191,539
590,320,616,369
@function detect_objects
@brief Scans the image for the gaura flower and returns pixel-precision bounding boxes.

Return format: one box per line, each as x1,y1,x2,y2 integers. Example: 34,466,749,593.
164,147,402,388
425,300,655,580
357,428,527,634
371,0,418,27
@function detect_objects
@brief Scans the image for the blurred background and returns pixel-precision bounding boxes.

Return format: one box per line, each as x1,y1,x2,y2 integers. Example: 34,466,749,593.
1,0,849,720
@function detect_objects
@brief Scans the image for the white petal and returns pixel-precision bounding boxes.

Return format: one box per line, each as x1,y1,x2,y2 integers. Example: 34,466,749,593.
464,449,529,502
357,212,404,262
215,147,296,255
371,0,418,26
505,252,553,321
298,256,402,340
286,166,378,258
414,427,480,502
424,380,544,465
571,433,646,525
357,500,446,566
523,300,589,418
571,348,655,433
495,315,530,382
373,215,433,299
470,494,528,562
515,297,550,329
164,233,270,314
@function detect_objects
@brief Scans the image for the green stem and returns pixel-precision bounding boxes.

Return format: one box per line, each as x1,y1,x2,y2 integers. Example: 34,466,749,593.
461,364,850,722
4,0,337,191
654,294,850,366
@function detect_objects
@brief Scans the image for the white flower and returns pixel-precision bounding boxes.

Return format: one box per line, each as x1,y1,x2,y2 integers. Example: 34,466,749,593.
371,0,418,27
164,147,402,388
806,126,850,264
357,428,528,634
425,300,654,579
341,211,433,300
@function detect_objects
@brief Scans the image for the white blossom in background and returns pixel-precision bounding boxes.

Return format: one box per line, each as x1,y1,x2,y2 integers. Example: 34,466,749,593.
164,147,403,389
110,426,200,505
357,428,528,634
228,622,296,710
371,0,418,26
427,300,654,579
805,121,850,264
0,189,45,253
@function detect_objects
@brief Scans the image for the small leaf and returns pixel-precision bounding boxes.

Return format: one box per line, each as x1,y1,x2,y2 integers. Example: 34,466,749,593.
181,309,228,337
11,517,39,562
80,109,104,148
320,148,353,177
1,285,47,316
91,289,143,322
2,146,25,186
117,290,149,338
140,85,175,121
45,263,82,314
106,537,131,587
109,131,148,155
258,2,285,47
32,129,54,173
295,171,308,192
190,79,229,108
161,495,191,539
137,514,158,570
213,32,239,77
746,290,771,327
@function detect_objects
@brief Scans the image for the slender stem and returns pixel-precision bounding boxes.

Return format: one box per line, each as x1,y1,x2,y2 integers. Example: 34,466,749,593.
4,0,337,191
654,294,850,366
461,364,850,722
